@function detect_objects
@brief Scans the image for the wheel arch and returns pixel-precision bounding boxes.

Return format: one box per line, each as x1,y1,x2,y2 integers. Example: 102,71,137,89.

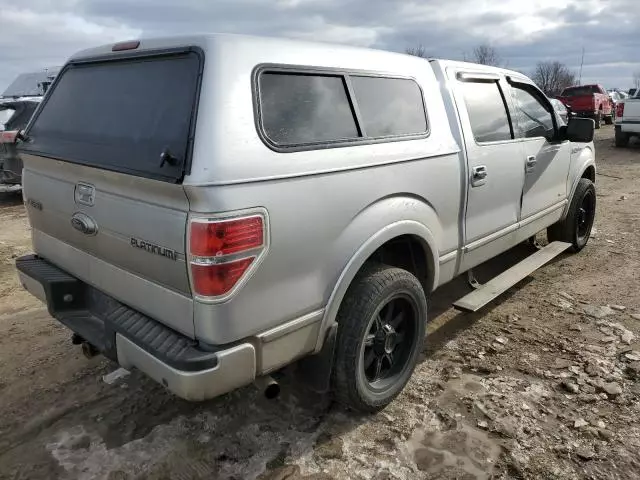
563,146,596,220
314,207,440,354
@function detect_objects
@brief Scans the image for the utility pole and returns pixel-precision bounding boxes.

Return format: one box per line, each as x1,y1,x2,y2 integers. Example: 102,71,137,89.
578,47,585,85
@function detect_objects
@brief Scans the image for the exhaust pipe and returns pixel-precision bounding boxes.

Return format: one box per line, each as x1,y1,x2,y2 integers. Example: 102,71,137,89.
81,341,99,359
255,375,280,399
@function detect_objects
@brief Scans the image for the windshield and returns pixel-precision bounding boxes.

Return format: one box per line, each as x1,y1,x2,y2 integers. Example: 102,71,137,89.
561,86,599,97
1,70,58,98
0,107,15,131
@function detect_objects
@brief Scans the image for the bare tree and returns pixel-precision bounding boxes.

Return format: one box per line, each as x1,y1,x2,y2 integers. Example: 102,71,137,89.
471,44,501,66
633,71,640,90
405,44,428,58
531,61,576,97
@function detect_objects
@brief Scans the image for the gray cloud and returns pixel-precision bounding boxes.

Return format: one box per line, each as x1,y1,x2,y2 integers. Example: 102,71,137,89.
1,0,638,92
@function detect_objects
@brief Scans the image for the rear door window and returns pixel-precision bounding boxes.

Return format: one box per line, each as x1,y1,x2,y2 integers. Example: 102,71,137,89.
561,86,599,96
20,51,202,182
461,81,513,143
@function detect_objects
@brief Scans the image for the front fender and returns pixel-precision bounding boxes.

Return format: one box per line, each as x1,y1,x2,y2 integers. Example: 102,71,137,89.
563,143,596,219
314,195,442,353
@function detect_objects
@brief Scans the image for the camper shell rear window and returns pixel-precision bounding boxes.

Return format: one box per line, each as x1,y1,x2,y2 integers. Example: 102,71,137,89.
19,48,203,183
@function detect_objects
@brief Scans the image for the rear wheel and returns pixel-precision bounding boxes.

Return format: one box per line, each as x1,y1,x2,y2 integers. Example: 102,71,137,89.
604,114,614,125
594,112,602,129
547,178,596,252
615,127,630,147
332,264,426,413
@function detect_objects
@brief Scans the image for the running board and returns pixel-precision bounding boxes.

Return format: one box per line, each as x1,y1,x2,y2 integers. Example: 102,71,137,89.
453,241,572,312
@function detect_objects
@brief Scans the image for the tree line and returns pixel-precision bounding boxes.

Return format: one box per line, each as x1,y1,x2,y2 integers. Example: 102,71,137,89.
405,43,640,97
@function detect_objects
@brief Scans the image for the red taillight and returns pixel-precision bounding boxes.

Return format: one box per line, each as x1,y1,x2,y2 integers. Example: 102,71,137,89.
616,103,625,118
190,216,264,257
0,130,18,144
191,258,255,297
112,40,140,52
189,213,267,298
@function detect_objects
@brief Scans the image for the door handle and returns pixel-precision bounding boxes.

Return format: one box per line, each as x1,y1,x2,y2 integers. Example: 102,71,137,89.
471,165,488,187
525,155,537,172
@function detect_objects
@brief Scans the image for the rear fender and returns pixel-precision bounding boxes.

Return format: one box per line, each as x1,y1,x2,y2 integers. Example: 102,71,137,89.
314,195,442,353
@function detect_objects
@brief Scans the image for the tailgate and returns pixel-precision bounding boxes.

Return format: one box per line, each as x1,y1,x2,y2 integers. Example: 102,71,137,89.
623,99,640,122
17,48,203,337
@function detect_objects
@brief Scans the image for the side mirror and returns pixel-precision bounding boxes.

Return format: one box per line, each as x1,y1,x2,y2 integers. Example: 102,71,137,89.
565,117,595,143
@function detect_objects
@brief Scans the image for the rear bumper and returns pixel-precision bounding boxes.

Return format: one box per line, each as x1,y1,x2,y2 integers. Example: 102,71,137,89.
617,122,640,134
16,255,256,401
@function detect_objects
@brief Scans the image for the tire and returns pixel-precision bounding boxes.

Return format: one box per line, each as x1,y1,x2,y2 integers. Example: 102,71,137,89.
604,115,614,125
547,178,596,252
615,128,630,147
594,112,602,129
332,263,426,413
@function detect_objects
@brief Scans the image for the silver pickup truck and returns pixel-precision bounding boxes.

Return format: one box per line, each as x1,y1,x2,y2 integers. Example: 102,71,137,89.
15,34,596,412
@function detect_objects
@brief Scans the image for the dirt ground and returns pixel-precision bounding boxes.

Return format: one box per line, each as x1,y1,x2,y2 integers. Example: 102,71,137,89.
1,126,640,480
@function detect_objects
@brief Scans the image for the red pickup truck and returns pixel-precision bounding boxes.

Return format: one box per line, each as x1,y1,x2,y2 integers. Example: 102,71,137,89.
558,84,613,129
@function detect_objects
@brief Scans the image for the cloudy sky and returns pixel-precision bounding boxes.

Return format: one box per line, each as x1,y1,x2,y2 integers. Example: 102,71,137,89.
1,0,638,93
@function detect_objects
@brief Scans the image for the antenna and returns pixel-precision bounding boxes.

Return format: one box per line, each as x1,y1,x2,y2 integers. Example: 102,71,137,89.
578,46,585,85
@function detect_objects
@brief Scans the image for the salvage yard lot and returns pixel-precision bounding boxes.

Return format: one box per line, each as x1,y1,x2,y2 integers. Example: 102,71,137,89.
1,126,639,480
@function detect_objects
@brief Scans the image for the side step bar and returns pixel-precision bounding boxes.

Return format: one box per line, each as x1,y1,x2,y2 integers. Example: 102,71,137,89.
453,241,572,312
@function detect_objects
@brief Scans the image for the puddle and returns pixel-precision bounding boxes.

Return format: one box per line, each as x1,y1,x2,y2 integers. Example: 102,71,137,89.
401,374,502,479
406,424,502,479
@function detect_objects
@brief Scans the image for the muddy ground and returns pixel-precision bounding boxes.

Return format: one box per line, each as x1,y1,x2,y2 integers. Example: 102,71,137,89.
1,126,640,480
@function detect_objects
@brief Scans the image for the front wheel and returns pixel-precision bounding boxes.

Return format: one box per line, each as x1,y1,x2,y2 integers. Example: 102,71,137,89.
332,264,426,413
547,178,596,252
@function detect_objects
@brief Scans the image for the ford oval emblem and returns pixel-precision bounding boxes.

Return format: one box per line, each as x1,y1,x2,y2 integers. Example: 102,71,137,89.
71,212,98,236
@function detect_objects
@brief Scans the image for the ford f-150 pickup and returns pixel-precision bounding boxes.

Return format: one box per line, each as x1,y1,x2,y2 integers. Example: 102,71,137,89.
15,34,598,412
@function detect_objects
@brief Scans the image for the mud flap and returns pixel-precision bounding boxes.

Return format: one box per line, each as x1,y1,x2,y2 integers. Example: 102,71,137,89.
294,323,337,393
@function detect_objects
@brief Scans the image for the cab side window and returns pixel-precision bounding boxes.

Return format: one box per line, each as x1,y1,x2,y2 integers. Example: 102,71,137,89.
512,86,555,140
461,81,513,143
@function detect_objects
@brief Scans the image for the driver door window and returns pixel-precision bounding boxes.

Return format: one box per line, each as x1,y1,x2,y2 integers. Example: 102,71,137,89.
512,86,555,140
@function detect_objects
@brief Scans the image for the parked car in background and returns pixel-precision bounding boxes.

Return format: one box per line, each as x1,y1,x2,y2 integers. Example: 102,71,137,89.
608,91,623,108
558,84,613,129
15,35,596,412
0,69,57,186
615,88,640,147
550,98,570,124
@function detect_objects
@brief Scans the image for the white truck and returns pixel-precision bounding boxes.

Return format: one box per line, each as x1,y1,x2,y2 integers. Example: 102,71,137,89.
615,89,640,147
